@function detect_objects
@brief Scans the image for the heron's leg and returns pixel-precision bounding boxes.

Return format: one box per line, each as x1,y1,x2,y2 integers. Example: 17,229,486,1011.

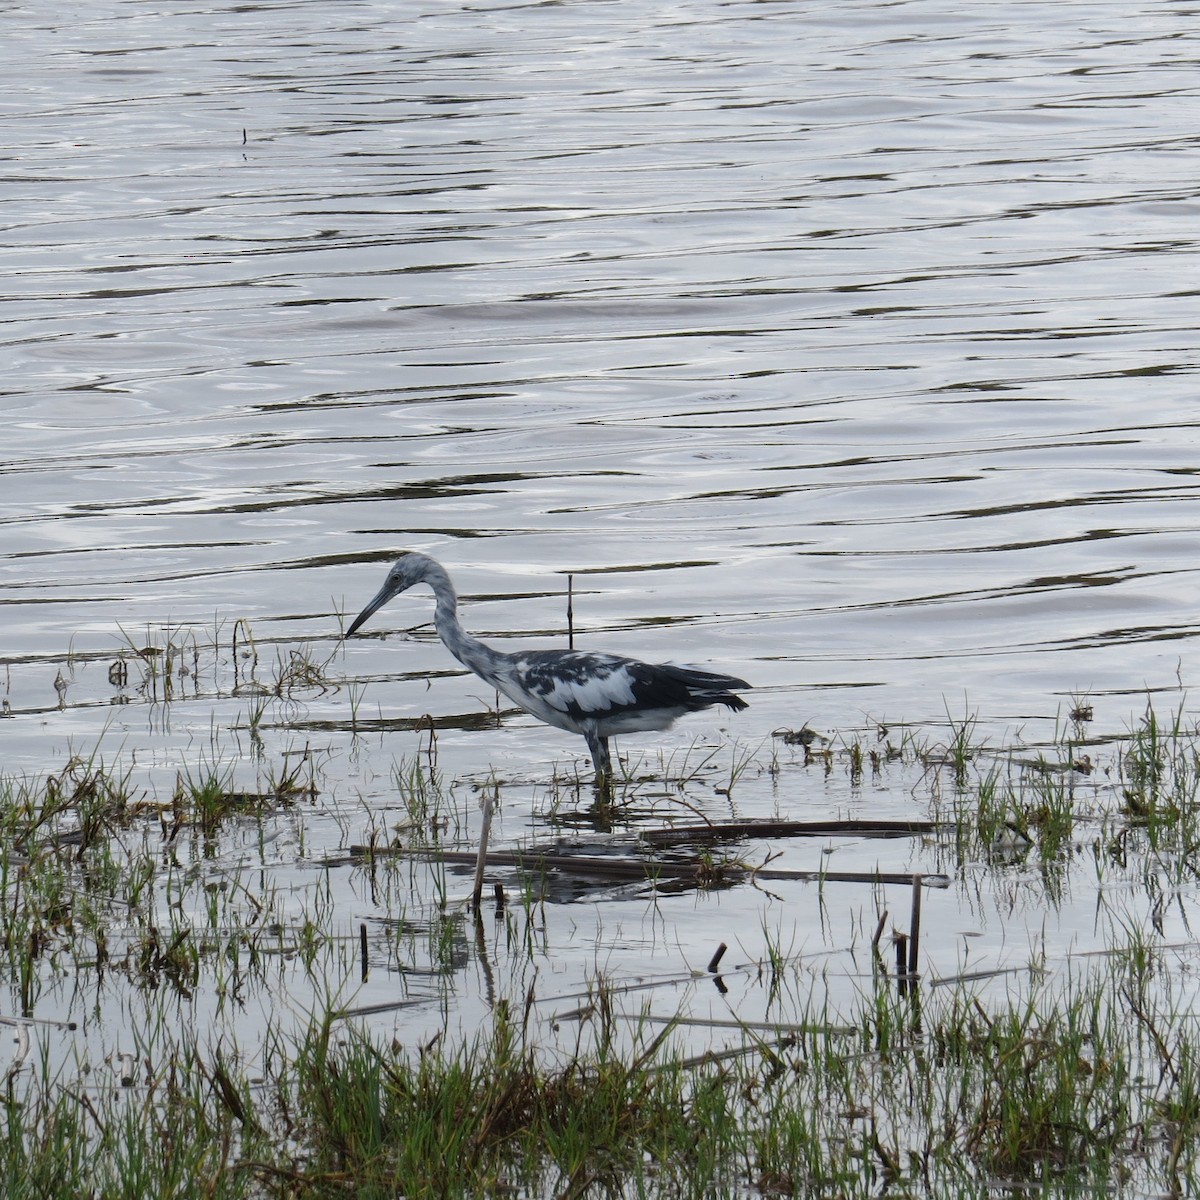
584,730,612,785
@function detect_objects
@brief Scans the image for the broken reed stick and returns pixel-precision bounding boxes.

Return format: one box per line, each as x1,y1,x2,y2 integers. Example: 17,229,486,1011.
346,845,948,890
707,942,728,974
639,817,939,844
908,871,922,978
872,910,889,952
472,792,494,910
359,922,368,982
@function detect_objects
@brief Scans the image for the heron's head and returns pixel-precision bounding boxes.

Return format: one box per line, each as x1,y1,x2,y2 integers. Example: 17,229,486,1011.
343,553,436,638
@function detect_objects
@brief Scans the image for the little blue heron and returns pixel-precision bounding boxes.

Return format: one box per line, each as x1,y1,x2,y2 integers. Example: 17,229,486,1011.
342,553,750,786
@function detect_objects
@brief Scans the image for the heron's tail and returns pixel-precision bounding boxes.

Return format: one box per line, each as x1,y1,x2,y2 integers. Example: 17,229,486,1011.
659,664,751,712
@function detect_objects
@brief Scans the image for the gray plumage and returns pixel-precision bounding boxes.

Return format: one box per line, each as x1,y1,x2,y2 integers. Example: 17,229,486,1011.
343,553,750,785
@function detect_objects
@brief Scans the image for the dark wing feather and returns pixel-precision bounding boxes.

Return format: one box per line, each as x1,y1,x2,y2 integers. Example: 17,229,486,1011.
650,663,751,711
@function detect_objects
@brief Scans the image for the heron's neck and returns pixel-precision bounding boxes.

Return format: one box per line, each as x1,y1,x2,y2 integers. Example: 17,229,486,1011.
424,564,501,678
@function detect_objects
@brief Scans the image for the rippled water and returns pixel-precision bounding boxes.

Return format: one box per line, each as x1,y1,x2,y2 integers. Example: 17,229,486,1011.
4,0,1200,1102
8,1,1200,740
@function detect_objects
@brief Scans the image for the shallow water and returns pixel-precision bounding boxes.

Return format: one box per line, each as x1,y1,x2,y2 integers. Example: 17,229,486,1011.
4,0,1200,1125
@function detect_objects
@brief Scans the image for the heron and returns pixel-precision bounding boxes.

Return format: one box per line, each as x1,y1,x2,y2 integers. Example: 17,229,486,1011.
342,553,750,787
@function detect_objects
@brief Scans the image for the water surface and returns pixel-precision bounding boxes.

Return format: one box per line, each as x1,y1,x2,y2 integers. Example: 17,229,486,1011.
3,0,1200,1114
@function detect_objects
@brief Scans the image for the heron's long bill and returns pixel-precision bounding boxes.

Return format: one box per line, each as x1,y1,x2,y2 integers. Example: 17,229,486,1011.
343,585,392,638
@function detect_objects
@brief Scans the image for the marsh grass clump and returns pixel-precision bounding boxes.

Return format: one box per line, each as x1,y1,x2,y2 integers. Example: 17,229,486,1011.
931,699,1200,895
960,755,1082,864
927,983,1133,1182
1120,701,1200,852
0,751,147,1007
915,704,984,788
2,750,136,856
391,754,454,844
281,996,744,1199
113,621,207,707
1,1040,270,1200
170,746,317,846
926,706,1095,868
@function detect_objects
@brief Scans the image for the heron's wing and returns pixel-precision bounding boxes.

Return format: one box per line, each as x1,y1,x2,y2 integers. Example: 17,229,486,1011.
512,652,748,722
511,651,642,721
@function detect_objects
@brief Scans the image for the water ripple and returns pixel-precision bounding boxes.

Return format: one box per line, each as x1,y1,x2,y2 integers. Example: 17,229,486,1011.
3,0,1199,739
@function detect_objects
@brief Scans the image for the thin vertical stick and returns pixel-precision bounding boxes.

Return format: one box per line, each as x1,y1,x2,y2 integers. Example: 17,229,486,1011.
472,792,494,910
359,923,369,982
567,574,575,649
908,873,923,979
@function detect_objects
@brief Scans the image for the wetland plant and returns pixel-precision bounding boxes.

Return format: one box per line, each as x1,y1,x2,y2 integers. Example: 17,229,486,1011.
7,700,1200,1195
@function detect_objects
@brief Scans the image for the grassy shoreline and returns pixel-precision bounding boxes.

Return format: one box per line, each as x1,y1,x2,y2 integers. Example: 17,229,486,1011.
5,953,1199,1197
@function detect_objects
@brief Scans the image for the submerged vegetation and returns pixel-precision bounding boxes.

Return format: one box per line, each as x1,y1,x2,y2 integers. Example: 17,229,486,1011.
3,620,1200,1194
